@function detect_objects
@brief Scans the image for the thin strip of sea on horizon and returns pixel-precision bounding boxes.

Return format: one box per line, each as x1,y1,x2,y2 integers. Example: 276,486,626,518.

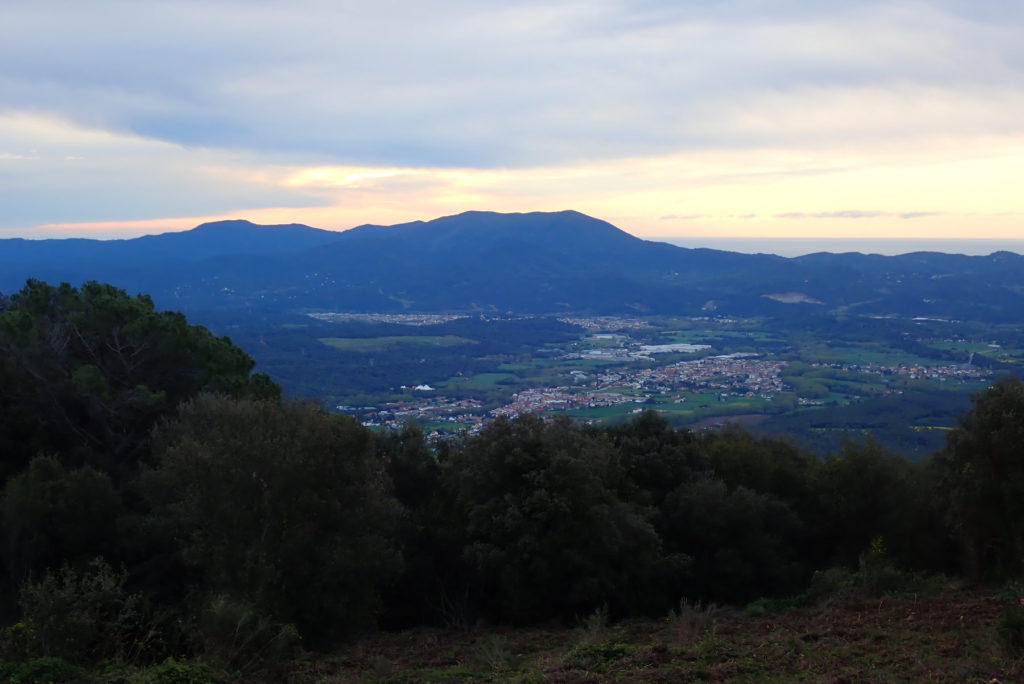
658,237,1024,258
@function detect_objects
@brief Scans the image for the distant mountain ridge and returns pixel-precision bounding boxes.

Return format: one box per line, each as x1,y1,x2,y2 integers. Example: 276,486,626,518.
2,210,1023,322
0,219,342,297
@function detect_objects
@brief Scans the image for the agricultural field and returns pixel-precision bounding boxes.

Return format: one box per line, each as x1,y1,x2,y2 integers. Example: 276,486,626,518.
225,310,1023,457
319,335,476,351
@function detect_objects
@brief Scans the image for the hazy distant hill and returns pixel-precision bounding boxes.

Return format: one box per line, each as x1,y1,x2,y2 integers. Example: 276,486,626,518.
2,210,1023,321
0,220,342,303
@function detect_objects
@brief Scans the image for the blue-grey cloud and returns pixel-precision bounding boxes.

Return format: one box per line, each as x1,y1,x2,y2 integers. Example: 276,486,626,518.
817,211,886,219
776,210,943,220
2,0,1023,169
0,112,331,228
776,211,879,219
1,0,1023,232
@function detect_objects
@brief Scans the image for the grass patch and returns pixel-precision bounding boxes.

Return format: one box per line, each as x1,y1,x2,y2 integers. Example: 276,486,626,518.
497,361,537,371
319,335,477,352
930,341,997,354
443,372,519,389
566,638,633,672
801,344,943,367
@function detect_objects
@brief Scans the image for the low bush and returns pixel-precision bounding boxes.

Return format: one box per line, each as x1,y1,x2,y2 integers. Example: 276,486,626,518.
745,594,808,616
998,603,1024,656
668,599,719,642
0,657,93,684
195,594,299,678
15,558,145,664
140,658,218,684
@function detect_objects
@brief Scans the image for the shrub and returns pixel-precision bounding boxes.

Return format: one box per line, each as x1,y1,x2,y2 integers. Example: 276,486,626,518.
16,557,144,664
998,603,1024,656
5,656,93,683
1,621,35,663
669,599,718,643
195,594,299,678
2,457,121,590
142,658,217,684
854,537,944,598
745,595,807,616
473,635,521,675
803,566,856,603
567,638,632,672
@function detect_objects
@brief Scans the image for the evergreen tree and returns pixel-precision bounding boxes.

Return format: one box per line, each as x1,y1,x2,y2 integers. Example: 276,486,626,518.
935,376,1024,580
150,395,401,645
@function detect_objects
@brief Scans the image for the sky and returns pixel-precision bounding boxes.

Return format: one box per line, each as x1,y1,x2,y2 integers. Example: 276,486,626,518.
2,0,1023,250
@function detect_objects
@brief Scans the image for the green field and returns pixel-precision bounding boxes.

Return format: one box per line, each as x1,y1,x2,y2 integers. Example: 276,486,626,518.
665,329,782,345
559,393,783,425
319,335,477,351
443,372,518,389
496,361,537,371
930,341,998,354
800,344,941,367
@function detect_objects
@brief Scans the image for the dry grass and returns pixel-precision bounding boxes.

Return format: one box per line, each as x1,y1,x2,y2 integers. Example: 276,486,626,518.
289,585,1024,683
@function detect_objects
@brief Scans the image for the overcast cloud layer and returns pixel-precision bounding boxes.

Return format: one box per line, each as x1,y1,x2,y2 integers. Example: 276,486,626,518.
2,0,1023,240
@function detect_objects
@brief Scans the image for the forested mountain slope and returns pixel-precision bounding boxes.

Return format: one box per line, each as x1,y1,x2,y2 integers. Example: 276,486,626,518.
4,211,1023,321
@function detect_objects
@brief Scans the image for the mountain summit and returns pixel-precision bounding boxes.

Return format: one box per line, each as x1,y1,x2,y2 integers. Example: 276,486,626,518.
340,210,645,255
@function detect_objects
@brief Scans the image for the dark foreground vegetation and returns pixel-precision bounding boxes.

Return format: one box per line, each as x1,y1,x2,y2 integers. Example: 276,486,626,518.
2,280,1024,682
316,586,1017,682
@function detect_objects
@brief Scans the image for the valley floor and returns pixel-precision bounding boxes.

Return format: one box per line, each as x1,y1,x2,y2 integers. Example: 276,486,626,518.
294,586,1020,683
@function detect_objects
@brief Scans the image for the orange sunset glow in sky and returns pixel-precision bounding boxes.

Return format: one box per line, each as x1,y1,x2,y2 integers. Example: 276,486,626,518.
2,1,1023,250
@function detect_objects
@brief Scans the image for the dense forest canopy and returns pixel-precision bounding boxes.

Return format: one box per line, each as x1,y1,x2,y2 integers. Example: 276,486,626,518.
0,280,1022,680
